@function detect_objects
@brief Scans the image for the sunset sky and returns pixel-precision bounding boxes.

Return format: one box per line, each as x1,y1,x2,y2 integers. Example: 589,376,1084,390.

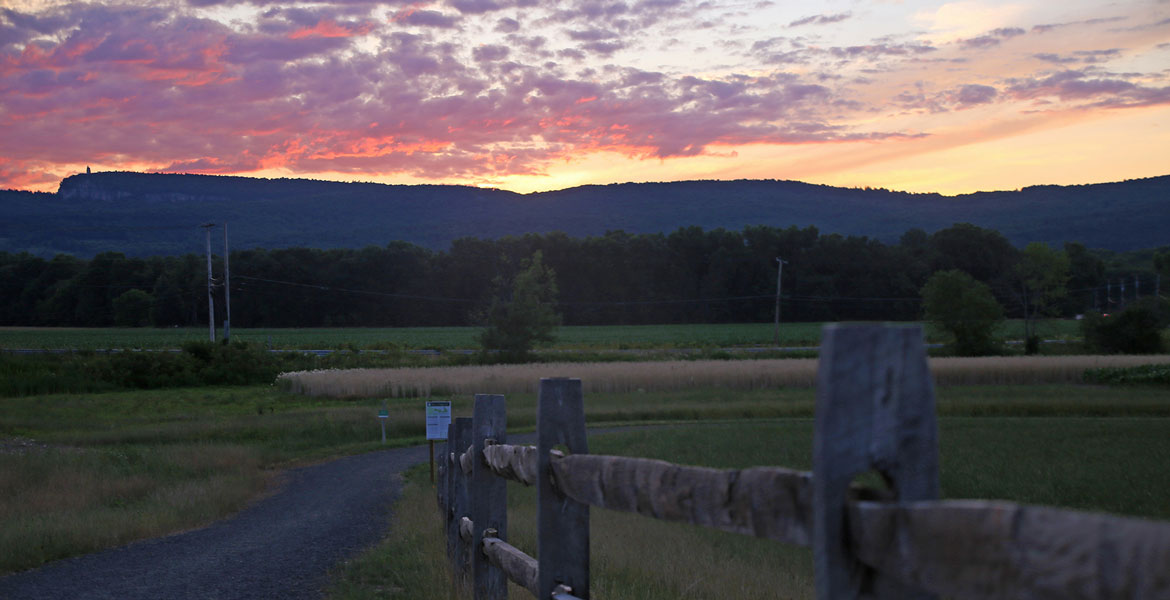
1,0,1168,195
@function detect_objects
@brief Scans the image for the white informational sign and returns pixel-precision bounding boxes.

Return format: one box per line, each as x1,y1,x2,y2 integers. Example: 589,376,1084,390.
425,401,452,440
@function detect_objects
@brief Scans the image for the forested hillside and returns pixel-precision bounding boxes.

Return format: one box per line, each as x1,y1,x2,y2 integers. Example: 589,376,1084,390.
1,172,1167,257
2,224,1164,328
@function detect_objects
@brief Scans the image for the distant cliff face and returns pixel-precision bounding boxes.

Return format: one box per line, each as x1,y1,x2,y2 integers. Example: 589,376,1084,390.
5,171,1169,257
58,173,228,204
58,174,135,202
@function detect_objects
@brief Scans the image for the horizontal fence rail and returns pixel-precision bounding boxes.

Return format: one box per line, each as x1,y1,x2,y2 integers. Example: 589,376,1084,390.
480,445,817,546
436,324,1170,600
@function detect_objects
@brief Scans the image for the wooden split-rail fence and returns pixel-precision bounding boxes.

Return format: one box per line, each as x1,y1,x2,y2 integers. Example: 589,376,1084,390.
435,324,1170,600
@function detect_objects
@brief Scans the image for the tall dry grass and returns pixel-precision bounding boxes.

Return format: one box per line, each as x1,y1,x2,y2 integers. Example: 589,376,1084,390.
0,443,266,574
277,355,1170,399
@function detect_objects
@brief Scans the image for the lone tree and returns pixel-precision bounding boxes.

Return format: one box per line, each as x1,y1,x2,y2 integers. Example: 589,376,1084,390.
478,251,561,363
921,269,1004,356
1012,242,1070,354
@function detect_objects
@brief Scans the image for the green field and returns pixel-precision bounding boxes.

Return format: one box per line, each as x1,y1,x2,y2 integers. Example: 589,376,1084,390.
0,323,826,350
0,319,1082,351
330,411,1170,600
5,380,1169,576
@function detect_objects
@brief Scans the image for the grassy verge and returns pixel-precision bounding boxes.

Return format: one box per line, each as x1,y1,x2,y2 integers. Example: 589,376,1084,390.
326,463,453,600
0,385,430,575
329,387,1170,600
0,442,267,571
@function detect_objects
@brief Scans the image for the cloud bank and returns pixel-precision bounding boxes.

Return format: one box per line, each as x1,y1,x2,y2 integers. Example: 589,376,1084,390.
1,0,1168,191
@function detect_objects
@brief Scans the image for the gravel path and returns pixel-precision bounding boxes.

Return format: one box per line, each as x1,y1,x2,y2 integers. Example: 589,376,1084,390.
0,444,433,600
0,425,644,600
0,425,621,600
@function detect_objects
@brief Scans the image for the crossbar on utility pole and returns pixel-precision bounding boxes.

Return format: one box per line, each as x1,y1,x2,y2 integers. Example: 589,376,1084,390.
202,223,216,343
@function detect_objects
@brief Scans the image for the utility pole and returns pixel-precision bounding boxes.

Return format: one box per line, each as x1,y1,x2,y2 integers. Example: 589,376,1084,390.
1134,274,1140,299
1120,278,1127,309
202,223,216,342
223,222,231,343
773,257,787,347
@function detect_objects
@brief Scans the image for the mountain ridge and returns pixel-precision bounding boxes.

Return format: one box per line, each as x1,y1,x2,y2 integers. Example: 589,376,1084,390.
1,171,1165,257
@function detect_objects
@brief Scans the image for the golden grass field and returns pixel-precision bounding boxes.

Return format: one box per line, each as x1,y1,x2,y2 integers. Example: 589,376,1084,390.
277,354,1170,398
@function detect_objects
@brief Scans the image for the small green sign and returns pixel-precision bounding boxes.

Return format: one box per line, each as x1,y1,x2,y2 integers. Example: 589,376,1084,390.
378,409,389,419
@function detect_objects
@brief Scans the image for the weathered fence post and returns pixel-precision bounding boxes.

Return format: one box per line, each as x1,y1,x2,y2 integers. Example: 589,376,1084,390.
443,421,456,559
813,324,939,600
448,416,473,579
538,378,590,599
471,394,508,600
437,429,449,511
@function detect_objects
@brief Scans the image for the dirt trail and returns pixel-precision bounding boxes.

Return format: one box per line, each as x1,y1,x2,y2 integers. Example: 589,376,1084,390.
0,424,655,600
0,444,430,600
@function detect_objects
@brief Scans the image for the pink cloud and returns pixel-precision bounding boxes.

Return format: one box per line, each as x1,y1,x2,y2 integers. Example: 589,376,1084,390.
788,12,851,27
472,44,509,62
394,9,461,29
0,5,929,190
953,84,998,106
0,158,63,190
893,82,1003,113
1008,70,1134,100
829,43,936,59
9,1,1161,193
288,19,375,39
1031,16,1127,34
494,17,520,33
567,28,618,42
0,2,952,190
579,40,625,57
959,27,1026,50
1036,49,1123,65
1005,69,1170,109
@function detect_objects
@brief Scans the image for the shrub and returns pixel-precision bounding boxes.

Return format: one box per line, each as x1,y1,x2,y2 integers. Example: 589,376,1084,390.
100,350,200,389
1082,299,1168,354
179,341,284,386
2,340,465,396
1084,364,1170,385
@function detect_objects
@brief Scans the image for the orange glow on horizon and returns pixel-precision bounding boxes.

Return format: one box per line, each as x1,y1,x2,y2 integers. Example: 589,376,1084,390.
11,102,1167,197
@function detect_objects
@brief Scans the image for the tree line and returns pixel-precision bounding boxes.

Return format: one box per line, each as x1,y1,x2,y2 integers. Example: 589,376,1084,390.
1,224,1166,329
